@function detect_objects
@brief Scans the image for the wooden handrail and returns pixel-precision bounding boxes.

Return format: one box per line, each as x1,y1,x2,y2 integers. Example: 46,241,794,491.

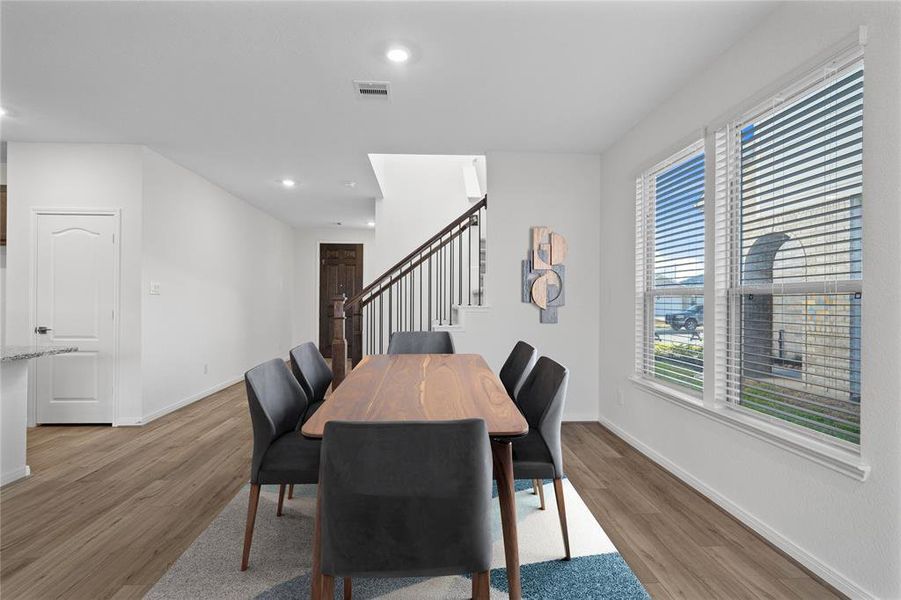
358,219,472,309
345,195,486,310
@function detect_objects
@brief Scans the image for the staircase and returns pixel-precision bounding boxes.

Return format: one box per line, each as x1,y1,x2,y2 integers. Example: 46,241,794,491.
330,196,487,385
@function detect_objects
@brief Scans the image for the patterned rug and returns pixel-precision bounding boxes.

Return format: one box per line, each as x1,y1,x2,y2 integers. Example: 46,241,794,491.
146,479,649,599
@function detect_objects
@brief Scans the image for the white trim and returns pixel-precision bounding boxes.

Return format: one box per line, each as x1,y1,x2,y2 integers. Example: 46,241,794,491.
134,375,244,425
598,412,875,600
630,375,869,481
28,208,122,427
1,465,31,487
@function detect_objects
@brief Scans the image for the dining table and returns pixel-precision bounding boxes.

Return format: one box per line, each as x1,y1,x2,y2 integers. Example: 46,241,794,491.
302,352,529,600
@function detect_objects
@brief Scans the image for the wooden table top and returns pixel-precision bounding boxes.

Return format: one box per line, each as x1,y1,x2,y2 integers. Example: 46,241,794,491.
301,353,528,438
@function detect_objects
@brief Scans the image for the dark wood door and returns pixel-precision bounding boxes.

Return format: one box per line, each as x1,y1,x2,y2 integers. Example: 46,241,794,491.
319,243,363,365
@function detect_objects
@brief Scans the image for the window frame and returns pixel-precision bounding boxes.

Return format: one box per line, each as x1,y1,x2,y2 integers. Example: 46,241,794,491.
715,47,865,451
635,138,706,396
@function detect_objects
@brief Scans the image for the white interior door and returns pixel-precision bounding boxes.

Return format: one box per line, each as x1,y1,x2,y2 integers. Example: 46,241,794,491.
34,213,118,424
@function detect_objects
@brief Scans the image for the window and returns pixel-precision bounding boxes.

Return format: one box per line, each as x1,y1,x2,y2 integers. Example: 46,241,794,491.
636,140,705,392
715,47,863,445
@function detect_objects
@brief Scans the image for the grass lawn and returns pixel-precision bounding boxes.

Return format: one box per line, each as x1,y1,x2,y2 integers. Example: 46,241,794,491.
654,359,702,392
650,348,858,444
740,382,860,444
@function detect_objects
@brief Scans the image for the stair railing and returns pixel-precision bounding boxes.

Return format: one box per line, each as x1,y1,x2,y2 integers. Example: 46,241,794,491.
331,195,487,385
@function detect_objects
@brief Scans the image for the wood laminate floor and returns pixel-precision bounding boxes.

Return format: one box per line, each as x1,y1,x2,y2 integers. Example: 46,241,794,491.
0,383,842,599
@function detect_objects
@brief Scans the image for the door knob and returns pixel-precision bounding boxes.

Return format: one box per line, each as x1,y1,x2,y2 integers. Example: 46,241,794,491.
34,326,53,334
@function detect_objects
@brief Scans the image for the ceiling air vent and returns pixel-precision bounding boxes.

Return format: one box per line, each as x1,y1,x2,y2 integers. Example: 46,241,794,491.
353,80,390,100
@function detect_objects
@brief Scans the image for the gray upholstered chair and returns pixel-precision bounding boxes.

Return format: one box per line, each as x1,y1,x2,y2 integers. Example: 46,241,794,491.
511,356,571,560
241,359,321,571
287,342,334,500
317,419,493,599
499,341,538,402
289,342,333,423
386,331,455,355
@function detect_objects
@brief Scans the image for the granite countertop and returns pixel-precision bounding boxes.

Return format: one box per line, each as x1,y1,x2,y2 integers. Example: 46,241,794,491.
1,345,79,362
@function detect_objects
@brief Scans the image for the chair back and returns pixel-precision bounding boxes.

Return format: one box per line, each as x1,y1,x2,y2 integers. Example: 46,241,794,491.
244,359,308,483
319,419,492,578
499,341,538,401
289,342,333,404
516,357,569,478
387,331,455,355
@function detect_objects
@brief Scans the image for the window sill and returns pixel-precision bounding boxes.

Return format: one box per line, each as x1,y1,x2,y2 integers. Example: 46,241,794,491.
628,375,870,481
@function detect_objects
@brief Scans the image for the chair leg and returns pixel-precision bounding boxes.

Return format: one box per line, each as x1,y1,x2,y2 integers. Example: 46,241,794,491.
552,478,571,560
241,484,261,571
531,480,539,495
343,577,352,600
472,570,490,599
277,484,286,516
321,574,335,600
535,479,546,510
288,484,295,499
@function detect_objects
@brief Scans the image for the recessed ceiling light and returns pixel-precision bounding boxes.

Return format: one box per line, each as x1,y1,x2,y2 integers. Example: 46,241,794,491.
281,179,296,188
386,47,410,63
367,221,376,227
0,107,6,117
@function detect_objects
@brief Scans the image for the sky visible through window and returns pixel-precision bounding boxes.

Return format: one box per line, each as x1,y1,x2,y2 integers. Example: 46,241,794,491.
654,151,705,289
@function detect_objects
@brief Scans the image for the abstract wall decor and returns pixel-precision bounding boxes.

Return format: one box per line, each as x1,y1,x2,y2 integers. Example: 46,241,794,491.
521,226,567,323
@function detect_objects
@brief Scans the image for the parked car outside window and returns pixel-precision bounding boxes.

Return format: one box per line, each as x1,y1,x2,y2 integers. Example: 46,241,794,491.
665,304,703,331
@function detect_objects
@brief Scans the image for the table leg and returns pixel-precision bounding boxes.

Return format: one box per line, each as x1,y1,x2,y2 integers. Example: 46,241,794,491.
491,439,521,600
311,483,323,599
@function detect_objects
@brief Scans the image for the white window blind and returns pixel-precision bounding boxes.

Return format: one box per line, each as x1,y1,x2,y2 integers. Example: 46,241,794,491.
715,46,864,445
636,140,705,392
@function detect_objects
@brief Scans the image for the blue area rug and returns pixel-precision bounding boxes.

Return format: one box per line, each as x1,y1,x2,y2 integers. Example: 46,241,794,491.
487,555,650,600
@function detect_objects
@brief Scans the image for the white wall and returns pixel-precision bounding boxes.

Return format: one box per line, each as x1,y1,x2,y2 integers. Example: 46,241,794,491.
2,143,297,424
140,149,295,421
453,152,602,422
597,3,901,598
370,154,485,275
4,143,145,423
292,226,375,350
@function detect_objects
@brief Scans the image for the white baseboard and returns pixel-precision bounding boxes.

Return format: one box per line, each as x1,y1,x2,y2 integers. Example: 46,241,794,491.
564,411,601,423
135,376,244,426
1,465,30,487
596,416,874,600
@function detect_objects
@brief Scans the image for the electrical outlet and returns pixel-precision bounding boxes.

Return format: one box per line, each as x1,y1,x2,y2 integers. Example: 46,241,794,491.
149,281,161,295
203,363,208,375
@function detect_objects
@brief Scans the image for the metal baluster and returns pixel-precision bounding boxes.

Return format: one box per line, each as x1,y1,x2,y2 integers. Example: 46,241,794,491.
449,236,454,326
428,251,433,331
467,225,471,305
435,246,444,325
458,230,463,306
419,257,423,331
478,209,483,306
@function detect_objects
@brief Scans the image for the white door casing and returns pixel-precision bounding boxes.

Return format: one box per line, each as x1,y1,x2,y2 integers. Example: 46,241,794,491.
33,211,119,424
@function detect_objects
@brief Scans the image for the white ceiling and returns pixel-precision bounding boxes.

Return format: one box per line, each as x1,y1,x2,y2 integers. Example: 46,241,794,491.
0,1,777,228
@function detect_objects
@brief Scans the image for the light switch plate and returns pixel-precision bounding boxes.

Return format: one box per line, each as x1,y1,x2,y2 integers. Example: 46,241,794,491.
149,281,161,295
